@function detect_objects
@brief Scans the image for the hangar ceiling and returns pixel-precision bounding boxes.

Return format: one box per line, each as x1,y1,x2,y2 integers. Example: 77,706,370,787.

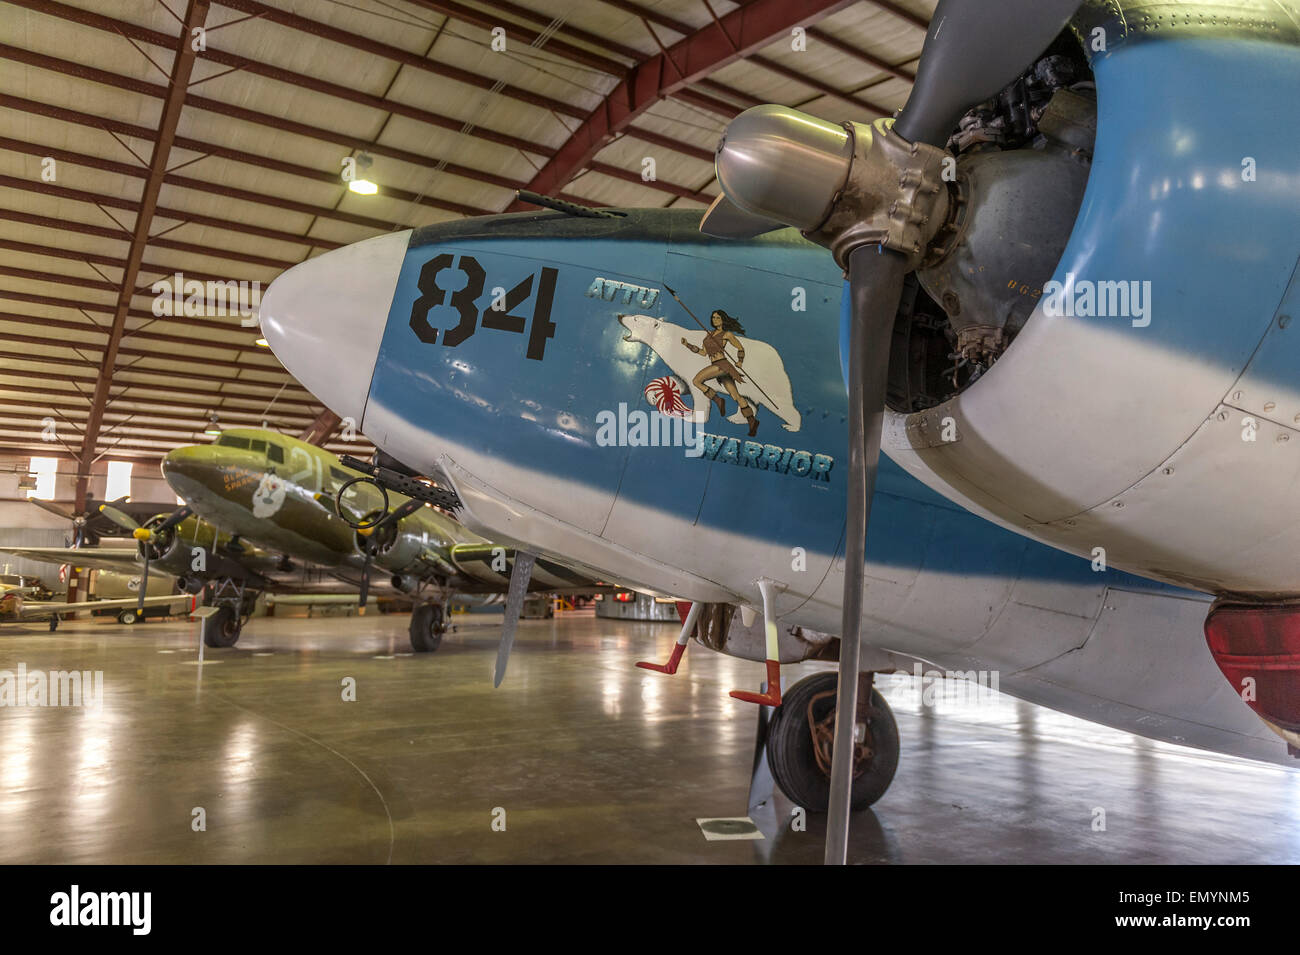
0,0,935,503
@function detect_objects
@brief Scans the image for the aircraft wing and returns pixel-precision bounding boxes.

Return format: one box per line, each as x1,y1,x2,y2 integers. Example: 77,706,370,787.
0,546,141,574
16,594,191,620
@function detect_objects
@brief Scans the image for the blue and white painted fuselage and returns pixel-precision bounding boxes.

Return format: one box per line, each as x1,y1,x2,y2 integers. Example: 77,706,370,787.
261,14,1300,766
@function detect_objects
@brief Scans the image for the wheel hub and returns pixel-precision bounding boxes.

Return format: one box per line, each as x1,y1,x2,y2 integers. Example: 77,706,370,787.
808,688,874,779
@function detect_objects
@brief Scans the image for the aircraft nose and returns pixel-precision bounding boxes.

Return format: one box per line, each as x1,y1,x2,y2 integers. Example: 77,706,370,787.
259,230,413,427
160,445,204,489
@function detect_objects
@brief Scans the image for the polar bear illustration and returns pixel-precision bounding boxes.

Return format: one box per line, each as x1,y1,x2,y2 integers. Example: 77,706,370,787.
618,313,801,432
251,471,287,518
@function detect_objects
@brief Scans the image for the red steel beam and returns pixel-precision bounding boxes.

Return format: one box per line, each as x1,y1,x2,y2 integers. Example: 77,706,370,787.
2,348,301,392
0,445,165,467
0,311,265,353
0,236,265,286
1,47,701,206
0,133,406,235
511,0,857,207
206,0,715,164
402,0,631,76
0,288,266,335
596,0,917,85
1,96,488,221
749,53,889,117
76,0,214,505
298,408,342,446
0,370,322,410
0,175,346,251
3,397,317,429
13,1,556,160
0,332,288,381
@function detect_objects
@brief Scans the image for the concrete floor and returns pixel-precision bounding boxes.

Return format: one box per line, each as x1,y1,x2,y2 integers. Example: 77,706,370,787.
2,609,1298,864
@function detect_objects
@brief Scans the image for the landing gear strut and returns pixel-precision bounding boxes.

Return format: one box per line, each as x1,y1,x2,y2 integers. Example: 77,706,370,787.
200,578,258,648
765,671,899,812
409,602,449,653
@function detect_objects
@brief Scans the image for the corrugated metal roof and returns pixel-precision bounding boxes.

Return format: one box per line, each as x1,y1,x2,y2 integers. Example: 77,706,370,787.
0,0,934,474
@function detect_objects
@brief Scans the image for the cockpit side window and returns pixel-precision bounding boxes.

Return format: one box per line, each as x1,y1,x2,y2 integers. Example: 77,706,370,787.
249,439,266,454
267,443,285,464
217,435,250,450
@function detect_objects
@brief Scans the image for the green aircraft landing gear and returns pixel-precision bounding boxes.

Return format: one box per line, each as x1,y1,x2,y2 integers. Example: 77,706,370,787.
765,671,899,813
202,605,242,648
409,602,448,653
200,580,258,648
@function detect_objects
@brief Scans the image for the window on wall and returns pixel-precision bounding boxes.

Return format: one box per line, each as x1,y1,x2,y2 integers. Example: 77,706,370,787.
105,461,133,502
26,456,58,500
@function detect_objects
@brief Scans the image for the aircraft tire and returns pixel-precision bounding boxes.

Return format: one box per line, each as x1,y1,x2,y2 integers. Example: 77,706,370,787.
409,603,445,653
118,609,140,625
766,671,899,813
203,605,241,648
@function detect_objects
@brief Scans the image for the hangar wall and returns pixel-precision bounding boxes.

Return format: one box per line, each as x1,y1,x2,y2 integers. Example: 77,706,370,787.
0,454,174,581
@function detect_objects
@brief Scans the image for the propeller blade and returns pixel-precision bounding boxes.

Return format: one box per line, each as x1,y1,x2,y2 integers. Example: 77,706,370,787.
97,504,140,533
825,245,908,866
893,0,1084,147
27,498,78,522
156,505,192,533
359,554,371,608
493,551,537,688
388,499,425,523
698,194,785,239
137,551,151,613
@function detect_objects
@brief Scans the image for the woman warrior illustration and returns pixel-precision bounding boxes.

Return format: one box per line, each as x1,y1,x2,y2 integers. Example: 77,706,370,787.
681,309,759,437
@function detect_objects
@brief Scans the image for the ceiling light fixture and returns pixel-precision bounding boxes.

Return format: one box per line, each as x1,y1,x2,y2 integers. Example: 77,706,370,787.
347,152,379,195
203,412,222,436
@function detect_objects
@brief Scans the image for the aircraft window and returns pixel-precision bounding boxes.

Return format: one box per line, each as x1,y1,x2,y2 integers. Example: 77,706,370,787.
249,439,266,454
329,467,348,483
217,435,250,450
267,443,284,464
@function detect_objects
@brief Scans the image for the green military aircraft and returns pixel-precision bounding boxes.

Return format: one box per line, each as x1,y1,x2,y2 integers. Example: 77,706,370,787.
159,428,607,651
0,507,303,634
0,572,188,631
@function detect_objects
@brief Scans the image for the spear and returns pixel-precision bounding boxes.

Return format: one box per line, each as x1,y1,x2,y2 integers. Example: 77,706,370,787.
662,284,781,411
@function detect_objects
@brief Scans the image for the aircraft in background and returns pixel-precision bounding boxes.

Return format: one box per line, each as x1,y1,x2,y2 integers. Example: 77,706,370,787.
259,0,1300,863
29,495,189,548
159,428,613,650
1,510,302,636
0,572,188,630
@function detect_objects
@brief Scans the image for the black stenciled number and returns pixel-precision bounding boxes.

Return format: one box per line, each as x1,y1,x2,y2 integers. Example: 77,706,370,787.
481,273,533,333
408,252,451,343
408,253,486,347
526,267,558,361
